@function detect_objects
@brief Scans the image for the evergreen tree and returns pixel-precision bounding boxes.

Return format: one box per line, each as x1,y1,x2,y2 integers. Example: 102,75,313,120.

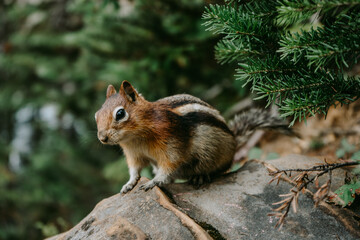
203,0,360,125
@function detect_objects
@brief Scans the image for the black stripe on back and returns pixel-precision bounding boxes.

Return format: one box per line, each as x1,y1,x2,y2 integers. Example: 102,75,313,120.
181,112,233,136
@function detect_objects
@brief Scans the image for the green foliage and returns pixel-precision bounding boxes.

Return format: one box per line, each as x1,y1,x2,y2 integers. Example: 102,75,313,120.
266,152,280,160
333,138,360,207
102,157,128,182
352,151,360,161
279,13,360,70
247,147,263,160
203,0,360,125
309,138,325,150
0,0,235,239
351,152,360,174
276,0,360,27
246,147,279,160
336,138,356,158
35,221,60,238
229,162,242,172
333,177,360,207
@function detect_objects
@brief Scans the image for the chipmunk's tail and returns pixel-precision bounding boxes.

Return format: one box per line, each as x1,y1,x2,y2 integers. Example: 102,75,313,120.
228,108,295,147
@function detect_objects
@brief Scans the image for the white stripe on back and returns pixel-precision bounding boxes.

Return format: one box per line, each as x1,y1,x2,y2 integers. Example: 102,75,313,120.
174,103,226,123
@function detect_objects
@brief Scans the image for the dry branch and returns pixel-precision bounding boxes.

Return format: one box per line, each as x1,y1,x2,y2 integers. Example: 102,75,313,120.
267,159,360,228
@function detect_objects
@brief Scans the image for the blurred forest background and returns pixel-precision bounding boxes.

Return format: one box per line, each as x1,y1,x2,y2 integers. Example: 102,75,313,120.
1,0,360,239
0,0,239,239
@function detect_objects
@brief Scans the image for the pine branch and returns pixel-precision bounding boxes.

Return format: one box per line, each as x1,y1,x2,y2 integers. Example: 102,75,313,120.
278,28,325,64
203,4,274,42
276,0,360,27
236,55,301,87
279,13,360,70
215,39,268,64
203,5,254,36
203,0,360,124
242,0,279,23
236,52,360,125
256,72,360,125
279,83,359,126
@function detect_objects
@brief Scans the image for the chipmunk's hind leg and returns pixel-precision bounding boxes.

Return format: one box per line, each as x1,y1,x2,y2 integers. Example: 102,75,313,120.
189,125,236,179
189,174,211,188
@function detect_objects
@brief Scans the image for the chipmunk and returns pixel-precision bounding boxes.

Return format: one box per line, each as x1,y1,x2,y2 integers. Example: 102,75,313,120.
95,81,291,194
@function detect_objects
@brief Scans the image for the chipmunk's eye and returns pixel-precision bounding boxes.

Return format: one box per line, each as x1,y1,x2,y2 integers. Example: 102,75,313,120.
116,109,125,121
113,106,128,122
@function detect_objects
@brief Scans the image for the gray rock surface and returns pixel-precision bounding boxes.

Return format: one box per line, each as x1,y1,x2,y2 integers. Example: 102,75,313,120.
47,178,204,240
48,155,360,240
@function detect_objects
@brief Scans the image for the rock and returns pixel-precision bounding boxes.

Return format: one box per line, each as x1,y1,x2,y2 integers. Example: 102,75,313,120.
46,178,210,240
48,155,360,240
168,155,360,239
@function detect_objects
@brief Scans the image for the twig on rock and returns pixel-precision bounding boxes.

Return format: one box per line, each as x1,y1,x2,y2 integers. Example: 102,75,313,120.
267,160,360,229
271,161,360,174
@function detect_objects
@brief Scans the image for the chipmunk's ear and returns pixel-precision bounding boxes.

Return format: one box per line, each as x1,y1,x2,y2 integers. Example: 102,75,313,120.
106,85,117,99
120,80,138,102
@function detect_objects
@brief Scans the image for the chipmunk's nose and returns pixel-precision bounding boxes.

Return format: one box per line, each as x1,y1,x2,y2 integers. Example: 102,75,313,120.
98,131,108,143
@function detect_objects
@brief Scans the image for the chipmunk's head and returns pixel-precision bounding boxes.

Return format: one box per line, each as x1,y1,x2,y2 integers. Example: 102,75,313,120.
95,80,144,145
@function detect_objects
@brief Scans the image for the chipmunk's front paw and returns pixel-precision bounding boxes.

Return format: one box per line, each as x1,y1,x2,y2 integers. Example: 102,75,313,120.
139,180,157,191
120,180,138,194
